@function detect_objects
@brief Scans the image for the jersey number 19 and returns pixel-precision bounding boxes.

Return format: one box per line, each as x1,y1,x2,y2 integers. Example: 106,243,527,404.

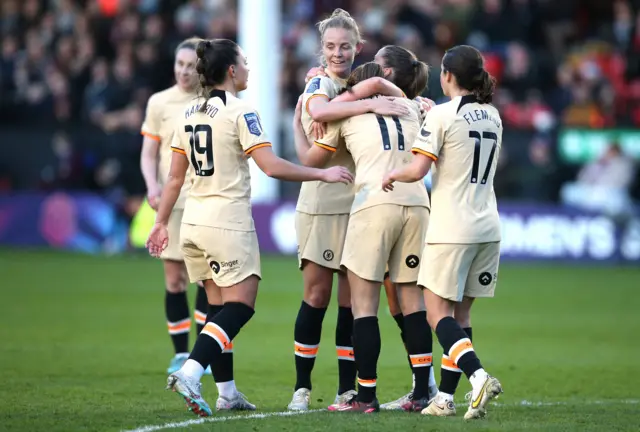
185,124,214,177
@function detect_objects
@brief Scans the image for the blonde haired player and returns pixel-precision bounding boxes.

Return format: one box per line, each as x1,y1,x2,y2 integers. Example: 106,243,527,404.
146,39,353,418
140,38,215,376
288,8,408,412
294,61,433,413
383,45,504,420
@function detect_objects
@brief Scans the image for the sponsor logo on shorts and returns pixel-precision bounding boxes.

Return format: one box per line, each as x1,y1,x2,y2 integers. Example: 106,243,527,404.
405,254,420,268
210,260,239,274
478,272,493,286
210,261,221,274
323,249,334,261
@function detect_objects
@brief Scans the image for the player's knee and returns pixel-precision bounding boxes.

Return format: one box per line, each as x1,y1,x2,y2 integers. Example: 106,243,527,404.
305,286,331,308
165,271,187,293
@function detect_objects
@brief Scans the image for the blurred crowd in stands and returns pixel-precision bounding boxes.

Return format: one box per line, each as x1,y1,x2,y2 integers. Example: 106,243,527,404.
0,0,638,213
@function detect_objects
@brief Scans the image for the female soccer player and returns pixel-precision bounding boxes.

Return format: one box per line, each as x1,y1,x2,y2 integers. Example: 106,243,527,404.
294,58,433,413
288,8,408,412
382,45,504,420
303,45,439,411
344,45,440,410
140,37,213,376
146,38,354,417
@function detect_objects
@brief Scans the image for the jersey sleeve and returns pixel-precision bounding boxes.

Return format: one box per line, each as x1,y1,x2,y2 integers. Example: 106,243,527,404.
314,121,342,153
303,76,335,115
141,95,161,141
412,109,444,161
170,122,186,156
237,108,272,155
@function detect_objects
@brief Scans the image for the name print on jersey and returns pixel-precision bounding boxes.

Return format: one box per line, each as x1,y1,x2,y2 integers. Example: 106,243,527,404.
184,103,219,119
462,108,502,129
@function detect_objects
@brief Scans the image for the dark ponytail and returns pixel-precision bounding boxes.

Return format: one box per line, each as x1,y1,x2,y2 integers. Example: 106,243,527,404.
442,45,495,104
473,70,496,104
377,45,429,99
195,39,239,112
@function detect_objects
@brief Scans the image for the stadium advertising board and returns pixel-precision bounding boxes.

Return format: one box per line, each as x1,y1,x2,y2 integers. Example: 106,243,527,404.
558,129,640,163
0,194,638,263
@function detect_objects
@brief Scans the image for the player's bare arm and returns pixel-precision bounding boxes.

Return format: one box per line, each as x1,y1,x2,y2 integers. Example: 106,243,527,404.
307,93,408,124
140,135,162,210
382,153,433,192
292,97,333,168
146,151,188,257
250,146,353,184
332,77,404,103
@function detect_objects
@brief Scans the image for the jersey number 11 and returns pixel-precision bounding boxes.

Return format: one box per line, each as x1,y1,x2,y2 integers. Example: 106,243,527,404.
185,124,214,177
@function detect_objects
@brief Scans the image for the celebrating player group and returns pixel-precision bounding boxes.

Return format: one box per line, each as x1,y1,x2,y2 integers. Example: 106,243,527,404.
145,7,504,422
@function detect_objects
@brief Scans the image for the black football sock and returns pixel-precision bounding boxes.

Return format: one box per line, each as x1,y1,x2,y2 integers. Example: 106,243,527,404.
435,317,482,379
403,311,433,400
335,306,356,394
189,302,254,369
206,305,234,383
165,291,190,354
353,317,380,403
293,301,327,391
440,326,472,395
194,283,208,334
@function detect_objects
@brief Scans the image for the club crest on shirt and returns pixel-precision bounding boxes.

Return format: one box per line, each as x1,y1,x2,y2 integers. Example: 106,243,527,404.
306,77,321,93
244,113,263,136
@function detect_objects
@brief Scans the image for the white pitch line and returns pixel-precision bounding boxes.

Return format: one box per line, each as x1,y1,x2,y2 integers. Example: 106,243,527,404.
122,409,324,432
122,399,640,432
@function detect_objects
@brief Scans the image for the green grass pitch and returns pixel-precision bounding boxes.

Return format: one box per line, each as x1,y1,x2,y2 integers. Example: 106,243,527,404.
1,249,639,431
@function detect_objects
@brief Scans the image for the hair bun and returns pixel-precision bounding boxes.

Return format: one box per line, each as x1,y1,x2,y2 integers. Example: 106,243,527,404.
196,40,212,58
331,8,351,18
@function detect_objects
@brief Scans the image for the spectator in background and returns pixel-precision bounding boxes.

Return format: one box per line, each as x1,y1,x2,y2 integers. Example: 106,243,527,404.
561,143,637,220
0,0,638,205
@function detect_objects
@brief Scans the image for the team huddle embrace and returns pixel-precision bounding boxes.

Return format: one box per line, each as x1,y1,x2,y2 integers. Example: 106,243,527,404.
145,7,503,422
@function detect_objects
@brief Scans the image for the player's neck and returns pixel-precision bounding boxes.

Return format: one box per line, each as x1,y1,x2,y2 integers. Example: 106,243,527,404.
211,83,237,97
448,88,472,99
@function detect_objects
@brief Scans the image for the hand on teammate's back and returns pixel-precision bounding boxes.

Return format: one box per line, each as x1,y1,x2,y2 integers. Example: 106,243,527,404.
146,223,169,258
311,121,326,139
305,66,328,83
321,166,354,185
371,97,409,117
415,96,436,115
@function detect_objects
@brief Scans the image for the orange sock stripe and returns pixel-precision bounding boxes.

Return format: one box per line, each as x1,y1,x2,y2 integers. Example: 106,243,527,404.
409,353,433,367
202,322,231,351
357,378,377,387
222,341,234,353
194,310,207,325
441,355,461,372
167,319,191,334
295,342,319,358
449,338,474,365
336,346,355,361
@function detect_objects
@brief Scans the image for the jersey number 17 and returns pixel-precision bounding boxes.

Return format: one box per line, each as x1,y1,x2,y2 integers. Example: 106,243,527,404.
185,124,214,177
469,130,497,185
